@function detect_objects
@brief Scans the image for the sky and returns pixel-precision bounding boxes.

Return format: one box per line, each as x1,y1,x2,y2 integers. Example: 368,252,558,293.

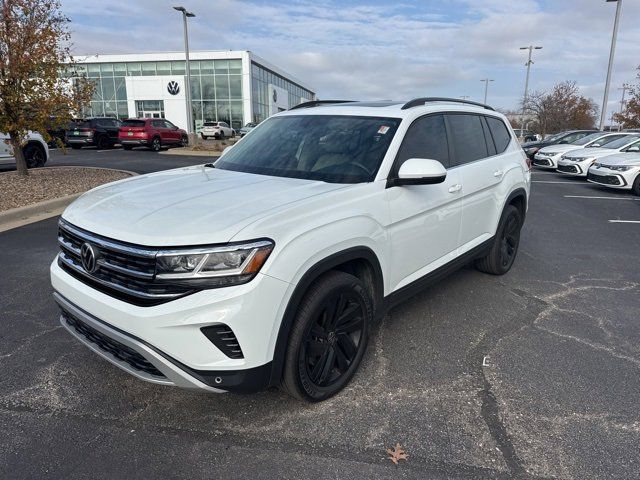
61,0,640,123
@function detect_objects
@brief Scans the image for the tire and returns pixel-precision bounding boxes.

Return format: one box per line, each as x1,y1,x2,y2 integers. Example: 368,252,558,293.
632,174,640,197
23,143,46,168
282,270,372,402
475,204,522,275
201,133,206,140
123,145,133,151
231,130,236,138
96,135,109,150
219,132,225,140
70,144,82,150
180,135,188,147
150,136,161,152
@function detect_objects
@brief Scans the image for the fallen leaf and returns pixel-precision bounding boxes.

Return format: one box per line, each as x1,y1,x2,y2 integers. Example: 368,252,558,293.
386,443,408,465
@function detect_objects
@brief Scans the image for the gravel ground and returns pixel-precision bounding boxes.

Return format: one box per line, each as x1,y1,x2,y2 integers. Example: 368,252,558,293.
0,167,132,212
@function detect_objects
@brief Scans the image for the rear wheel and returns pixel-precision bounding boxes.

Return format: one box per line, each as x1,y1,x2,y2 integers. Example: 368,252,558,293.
123,145,133,151
475,204,522,275
282,271,372,401
96,135,109,150
201,133,207,140
631,174,640,197
70,144,82,150
23,143,46,168
150,136,161,152
219,131,225,140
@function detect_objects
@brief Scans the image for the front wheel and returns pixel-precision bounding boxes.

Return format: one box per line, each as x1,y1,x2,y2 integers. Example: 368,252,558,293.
282,271,372,402
23,144,46,168
180,135,188,147
475,205,522,275
632,174,640,197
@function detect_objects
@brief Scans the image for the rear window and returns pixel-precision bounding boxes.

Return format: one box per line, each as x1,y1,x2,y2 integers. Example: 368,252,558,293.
122,120,146,127
447,114,488,165
69,120,91,129
203,122,216,126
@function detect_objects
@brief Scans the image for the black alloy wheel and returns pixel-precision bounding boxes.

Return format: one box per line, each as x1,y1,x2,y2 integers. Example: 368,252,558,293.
96,135,109,150
23,144,45,168
282,271,372,401
181,135,188,147
475,204,522,275
632,175,640,197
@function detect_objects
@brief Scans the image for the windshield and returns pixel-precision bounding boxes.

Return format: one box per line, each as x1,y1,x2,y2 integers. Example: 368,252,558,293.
546,132,566,142
573,133,604,146
215,115,401,183
601,135,640,150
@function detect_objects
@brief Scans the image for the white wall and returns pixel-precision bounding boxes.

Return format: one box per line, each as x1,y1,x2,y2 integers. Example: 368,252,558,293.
124,75,188,130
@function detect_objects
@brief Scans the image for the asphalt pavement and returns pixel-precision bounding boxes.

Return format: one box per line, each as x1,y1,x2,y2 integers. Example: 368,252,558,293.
1,151,639,479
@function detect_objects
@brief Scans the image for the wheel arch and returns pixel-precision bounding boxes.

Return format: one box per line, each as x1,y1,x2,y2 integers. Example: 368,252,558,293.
268,246,384,386
504,187,528,222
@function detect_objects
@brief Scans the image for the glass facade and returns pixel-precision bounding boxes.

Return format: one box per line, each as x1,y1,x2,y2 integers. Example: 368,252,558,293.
65,56,315,129
251,62,314,123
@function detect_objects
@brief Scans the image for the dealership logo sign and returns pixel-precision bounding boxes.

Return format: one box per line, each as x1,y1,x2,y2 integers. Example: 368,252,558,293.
167,81,180,95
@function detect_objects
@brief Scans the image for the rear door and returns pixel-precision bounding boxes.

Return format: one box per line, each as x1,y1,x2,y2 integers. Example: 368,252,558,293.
385,114,463,292
152,120,169,142
445,113,506,250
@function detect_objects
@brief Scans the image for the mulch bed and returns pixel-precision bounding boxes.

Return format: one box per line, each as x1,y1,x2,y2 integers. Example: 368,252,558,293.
0,167,132,212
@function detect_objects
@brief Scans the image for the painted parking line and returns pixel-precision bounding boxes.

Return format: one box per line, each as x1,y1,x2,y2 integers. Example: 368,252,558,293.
532,180,588,184
608,220,640,224
565,195,639,201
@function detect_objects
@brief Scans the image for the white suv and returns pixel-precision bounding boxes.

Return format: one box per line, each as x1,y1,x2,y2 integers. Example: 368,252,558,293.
200,121,235,140
51,98,530,401
0,131,50,168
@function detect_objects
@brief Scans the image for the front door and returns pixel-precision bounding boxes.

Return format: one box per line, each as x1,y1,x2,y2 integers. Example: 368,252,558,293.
385,114,463,293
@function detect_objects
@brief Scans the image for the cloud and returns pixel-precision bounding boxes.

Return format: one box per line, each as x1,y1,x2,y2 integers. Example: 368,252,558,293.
61,0,640,121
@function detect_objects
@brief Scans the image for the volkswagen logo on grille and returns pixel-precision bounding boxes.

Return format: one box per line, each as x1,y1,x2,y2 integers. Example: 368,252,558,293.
167,80,180,95
80,242,98,274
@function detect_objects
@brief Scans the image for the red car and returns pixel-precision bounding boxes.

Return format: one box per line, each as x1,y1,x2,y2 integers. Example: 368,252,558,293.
118,118,188,151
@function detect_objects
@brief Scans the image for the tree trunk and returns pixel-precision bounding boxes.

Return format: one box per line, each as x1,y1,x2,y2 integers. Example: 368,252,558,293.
9,133,28,176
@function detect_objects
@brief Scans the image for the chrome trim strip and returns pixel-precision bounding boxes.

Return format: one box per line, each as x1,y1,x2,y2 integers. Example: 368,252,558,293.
96,258,155,280
156,240,273,257
54,292,225,393
59,220,158,258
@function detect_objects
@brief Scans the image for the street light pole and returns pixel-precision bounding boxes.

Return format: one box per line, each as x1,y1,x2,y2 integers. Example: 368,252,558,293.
599,0,623,131
480,79,494,104
519,45,542,137
174,6,196,144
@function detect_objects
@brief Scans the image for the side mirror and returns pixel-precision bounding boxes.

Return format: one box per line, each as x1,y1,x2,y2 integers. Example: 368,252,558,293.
392,158,447,186
221,144,234,157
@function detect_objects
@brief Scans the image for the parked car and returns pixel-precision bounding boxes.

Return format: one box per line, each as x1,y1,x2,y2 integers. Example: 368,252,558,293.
66,118,122,150
201,121,235,139
0,131,50,168
557,134,640,177
238,122,258,137
118,118,188,152
532,132,630,170
516,129,539,142
587,152,640,195
51,98,530,401
521,129,597,160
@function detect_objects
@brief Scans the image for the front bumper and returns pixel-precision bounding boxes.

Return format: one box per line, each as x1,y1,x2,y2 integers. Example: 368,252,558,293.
533,154,560,169
556,161,588,176
51,258,292,392
586,169,631,189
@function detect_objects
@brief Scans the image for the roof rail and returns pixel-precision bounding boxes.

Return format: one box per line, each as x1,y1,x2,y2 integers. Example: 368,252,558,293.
401,97,495,111
289,100,355,110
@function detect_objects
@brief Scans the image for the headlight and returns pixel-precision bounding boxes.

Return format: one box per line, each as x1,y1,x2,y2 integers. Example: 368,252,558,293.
609,165,632,172
593,162,601,167
156,239,274,287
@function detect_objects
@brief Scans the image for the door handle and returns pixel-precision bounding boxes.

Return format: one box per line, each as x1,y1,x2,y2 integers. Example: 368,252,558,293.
448,184,462,193
493,170,504,178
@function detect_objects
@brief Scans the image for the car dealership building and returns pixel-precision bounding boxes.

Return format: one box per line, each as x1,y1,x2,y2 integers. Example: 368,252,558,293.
66,50,316,131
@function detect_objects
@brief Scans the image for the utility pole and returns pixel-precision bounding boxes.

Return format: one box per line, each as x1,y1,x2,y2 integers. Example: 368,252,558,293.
480,79,494,104
519,45,543,137
599,0,623,131
617,83,630,130
174,6,196,144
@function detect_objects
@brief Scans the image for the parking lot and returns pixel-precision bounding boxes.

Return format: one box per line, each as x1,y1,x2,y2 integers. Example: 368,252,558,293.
1,149,639,479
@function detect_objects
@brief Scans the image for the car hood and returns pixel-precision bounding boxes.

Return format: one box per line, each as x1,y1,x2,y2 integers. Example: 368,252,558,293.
62,166,348,246
564,147,616,159
597,152,640,166
537,144,583,154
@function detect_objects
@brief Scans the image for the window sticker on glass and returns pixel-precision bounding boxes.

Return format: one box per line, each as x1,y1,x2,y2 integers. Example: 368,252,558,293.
378,126,390,134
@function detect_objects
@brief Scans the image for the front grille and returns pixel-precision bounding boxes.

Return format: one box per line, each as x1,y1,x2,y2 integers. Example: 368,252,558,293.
534,158,551,166
62,309,164,378
201,324,244,359
588,171,621,185
558,164,579,173
58,220,195,306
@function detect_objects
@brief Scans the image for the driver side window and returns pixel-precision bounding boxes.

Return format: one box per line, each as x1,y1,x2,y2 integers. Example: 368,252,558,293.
395,115,449,172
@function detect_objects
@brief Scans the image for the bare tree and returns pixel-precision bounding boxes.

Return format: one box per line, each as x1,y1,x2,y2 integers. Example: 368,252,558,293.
0,0,93,176
612,66,640,129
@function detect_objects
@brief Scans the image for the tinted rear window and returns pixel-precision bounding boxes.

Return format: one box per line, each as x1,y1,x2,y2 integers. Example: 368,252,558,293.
447,114,488,165
122,120,146,127
69,121,91,128
203,122,216,126
486,116,511,153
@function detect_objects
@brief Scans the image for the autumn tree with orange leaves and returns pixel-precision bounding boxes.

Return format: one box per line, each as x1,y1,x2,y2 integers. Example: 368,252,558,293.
0,0,93,175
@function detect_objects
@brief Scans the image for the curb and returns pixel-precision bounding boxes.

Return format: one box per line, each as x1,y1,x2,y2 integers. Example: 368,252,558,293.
0,167,137,233
159,148,222,157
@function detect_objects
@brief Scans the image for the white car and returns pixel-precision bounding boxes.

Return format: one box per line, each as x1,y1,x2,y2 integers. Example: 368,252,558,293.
51,98,531,401
200,121,235,140
0,131,50,168
587,152,640,195
532,132,630,169
556,135,640,177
